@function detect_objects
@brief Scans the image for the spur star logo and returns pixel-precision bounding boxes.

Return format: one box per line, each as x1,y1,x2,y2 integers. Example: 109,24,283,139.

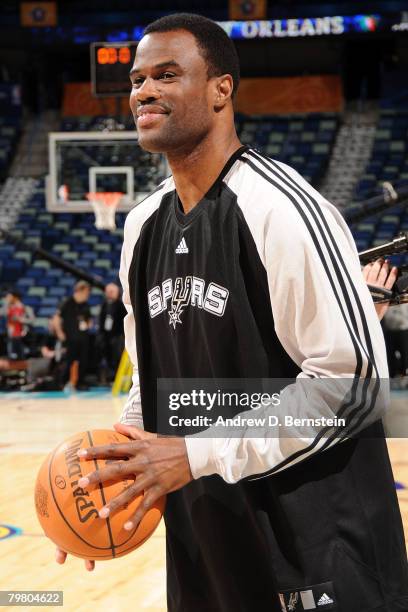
168,306,183,328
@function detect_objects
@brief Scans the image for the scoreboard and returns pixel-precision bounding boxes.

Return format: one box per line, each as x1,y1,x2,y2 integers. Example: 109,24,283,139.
90,42,138,97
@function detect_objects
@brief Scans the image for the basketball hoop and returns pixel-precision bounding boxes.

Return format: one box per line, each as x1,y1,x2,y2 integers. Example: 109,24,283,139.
86,192,123,231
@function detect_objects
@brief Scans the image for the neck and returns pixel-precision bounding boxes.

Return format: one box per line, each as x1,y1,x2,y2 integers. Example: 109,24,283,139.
167,127,242,214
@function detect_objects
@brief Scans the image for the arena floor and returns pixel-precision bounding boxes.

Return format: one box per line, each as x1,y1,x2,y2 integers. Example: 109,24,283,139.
0,389,407,612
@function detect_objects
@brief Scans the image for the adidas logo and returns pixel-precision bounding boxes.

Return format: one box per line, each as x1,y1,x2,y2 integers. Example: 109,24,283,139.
317,593,334,606
175,237,189,254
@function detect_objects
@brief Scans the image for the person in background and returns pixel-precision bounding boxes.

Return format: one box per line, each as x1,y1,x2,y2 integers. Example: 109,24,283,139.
3,290,28,360
363,258,408,380
382,303,408,378
0,314,66,391
96,283,126,383
36,314,66,388
54,280,92,391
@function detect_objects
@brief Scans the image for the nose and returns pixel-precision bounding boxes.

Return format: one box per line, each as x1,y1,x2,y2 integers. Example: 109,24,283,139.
133,76,160,103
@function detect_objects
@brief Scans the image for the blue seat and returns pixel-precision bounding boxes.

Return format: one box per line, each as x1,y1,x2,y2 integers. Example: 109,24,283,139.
37,277,55,287
355,239,370,250
41,296,59,306
49,287,67,296
376,230,394,241
46,269,63,277
24,296,41,307
58,278,76,287
17,277,35,287
37,307,57,318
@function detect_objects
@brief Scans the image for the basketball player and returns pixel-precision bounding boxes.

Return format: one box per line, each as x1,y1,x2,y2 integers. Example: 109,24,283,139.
57,14,408,611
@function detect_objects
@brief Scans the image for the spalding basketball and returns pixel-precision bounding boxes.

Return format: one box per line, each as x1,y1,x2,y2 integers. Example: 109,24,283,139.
34,429,165,560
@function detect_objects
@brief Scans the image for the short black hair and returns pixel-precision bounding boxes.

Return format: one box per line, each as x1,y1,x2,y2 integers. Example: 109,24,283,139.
74,281,90,292
144,13,240,98
8,289,21,300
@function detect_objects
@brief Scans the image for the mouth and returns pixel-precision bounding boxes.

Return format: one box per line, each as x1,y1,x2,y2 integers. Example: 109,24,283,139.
136,106,169,129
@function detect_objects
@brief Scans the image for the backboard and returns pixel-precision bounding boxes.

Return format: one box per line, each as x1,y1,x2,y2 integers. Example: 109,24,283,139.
46,131,168,212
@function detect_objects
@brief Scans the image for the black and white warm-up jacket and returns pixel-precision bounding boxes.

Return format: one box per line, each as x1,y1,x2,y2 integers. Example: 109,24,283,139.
117,146,408,612
119,145,388,480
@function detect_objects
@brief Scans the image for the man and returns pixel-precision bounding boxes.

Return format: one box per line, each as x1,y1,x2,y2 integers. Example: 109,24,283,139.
0,314,66,391
96,283,126,383
54,280,92,391
2,290,29,360
56,14,408,611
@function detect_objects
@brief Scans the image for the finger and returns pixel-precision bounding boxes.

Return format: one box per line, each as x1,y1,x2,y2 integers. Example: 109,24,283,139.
362,263,373,281
124,487,163,531
384,266,399,290
55,548,67,564
113,423,145,440
368,258,384,283
78,460,132,488
77,442,143,460
85,559,95,571
114,422,157,440
98,477,150,519
377,260,390,287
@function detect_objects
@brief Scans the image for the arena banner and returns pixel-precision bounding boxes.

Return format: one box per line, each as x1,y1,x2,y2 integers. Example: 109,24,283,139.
234,75,343,114
219,14,380,38
20,2,57,27
62,83,130,116
27,13,405,45
229,0,267,21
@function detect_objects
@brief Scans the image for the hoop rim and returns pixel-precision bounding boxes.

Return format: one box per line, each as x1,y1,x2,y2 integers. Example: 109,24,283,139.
86,191,123,231
86,191,123,206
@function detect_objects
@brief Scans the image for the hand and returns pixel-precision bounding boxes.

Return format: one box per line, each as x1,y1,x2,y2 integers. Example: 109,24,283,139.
54,424,157,571
363,258,398,321
76,428,192,531
55,546,95,572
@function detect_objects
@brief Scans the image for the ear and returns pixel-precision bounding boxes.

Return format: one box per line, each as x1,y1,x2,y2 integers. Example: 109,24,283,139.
213,74,234,110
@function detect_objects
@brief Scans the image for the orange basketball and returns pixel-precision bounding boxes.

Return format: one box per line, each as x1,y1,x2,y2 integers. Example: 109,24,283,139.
34,429,165,560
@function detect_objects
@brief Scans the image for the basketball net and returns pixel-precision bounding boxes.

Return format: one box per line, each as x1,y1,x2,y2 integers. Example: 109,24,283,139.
86,192,123,231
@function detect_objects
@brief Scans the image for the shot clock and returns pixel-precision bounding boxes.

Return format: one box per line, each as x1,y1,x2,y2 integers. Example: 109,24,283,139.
91,41,138,97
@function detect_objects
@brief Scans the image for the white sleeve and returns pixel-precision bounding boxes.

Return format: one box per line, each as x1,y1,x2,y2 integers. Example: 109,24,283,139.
116,180,171,429
185,167,389,483
118,224,144,430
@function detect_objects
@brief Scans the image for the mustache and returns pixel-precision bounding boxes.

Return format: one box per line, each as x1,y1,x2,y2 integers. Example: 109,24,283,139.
136,102,171,115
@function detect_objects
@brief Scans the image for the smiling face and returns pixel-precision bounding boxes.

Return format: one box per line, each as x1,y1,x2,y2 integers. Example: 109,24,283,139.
129,30,215,154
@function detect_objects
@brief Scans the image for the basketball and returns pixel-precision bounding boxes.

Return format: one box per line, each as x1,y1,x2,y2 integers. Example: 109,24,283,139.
34,429,166,560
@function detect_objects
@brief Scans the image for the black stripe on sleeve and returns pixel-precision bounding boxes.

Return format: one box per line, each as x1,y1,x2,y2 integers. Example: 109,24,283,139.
237,152,379,478
246,150,381,448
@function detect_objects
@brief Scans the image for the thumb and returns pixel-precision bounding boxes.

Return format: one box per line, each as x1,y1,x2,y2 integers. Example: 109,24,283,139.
55,547,67,564
113,422,157,440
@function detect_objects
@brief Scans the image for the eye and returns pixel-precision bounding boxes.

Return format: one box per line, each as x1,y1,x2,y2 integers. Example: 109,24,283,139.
158,72,175,80
131,77,144,87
